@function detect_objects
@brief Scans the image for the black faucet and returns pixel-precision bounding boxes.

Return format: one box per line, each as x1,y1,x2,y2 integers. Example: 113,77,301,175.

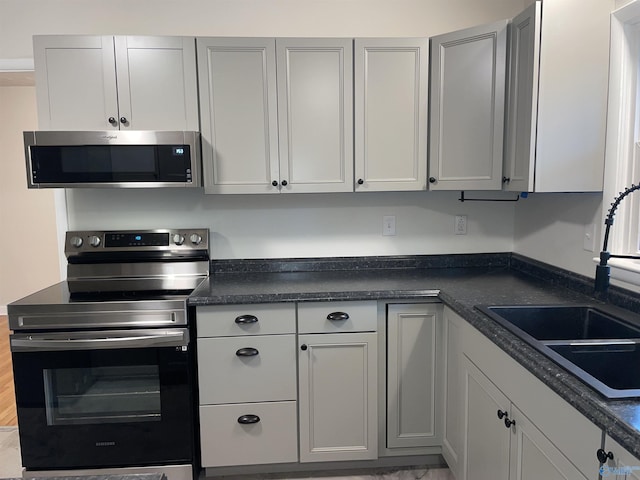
595,183,640,293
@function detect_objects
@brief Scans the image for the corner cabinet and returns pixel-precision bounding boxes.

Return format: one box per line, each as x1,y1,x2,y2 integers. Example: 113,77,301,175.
354,39,428,192
443,306,602,480
34,35,199,131
503,0,610,192
297,301,378,462
428,20,507,191
197,37,353,194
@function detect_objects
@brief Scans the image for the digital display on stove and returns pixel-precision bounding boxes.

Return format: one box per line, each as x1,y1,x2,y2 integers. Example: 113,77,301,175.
104,233,170,247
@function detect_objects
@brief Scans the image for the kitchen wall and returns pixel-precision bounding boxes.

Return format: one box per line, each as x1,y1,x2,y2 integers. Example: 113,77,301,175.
2,0,609,290
0,87,61,313
513,193,603,279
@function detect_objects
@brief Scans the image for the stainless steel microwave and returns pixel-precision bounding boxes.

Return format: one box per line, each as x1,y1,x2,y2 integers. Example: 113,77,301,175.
24,130,201,188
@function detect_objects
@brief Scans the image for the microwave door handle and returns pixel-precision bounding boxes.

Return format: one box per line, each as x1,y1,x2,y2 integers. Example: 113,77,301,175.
11,331,187,351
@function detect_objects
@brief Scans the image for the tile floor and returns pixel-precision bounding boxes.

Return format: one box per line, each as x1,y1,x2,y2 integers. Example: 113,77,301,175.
0,427,453,480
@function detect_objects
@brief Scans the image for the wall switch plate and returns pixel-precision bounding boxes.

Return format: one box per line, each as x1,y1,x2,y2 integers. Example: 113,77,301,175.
383,215,396,236
455,215,467,235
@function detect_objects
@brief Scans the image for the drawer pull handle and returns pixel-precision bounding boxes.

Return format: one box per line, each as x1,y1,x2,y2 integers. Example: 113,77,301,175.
238,414,260,425
327,312,349,321
236,347,259,357
596,448,614,463
235,314,258,325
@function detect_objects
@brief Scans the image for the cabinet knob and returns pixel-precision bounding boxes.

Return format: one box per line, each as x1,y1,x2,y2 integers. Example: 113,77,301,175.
502,176,511,183
237,414,260,425
596,448,614,464
300,344,308,351
235,314,258,325
504,417,515,428
357,179,364,185
120,116,128,125
108,117,117,125
497,409,507,420
327,312,349,321
281,180,288,186
429,177,436,183
272,180,278,187
236,347,259,357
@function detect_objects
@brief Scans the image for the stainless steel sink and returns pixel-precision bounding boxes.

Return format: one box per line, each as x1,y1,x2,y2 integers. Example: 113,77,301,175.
475,304,640,399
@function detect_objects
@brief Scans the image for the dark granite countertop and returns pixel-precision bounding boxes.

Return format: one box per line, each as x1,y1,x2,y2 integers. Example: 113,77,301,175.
188,253,640,460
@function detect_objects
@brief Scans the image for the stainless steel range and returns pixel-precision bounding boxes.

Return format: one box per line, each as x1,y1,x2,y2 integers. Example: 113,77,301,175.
8,228,209,480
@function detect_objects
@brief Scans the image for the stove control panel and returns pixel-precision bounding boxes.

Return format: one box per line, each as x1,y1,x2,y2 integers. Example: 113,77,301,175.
65,228,209,255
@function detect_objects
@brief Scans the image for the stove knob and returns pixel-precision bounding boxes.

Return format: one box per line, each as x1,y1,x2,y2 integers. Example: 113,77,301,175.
70,236,83,248
173,234,185,246
89,235,101,247
189,233,202,245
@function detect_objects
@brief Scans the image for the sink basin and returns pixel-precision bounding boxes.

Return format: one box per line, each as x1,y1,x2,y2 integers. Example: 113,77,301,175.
475,304,640,399
479,305,640,341
547,342,640,397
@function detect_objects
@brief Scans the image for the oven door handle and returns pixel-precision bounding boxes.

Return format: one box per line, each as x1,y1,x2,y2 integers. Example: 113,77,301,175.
11,330,189,351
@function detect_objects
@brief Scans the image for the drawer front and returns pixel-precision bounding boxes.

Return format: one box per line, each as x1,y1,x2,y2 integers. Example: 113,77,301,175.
198,334,296,404
298,301,377,334
200,401,298,467
196,303,295,337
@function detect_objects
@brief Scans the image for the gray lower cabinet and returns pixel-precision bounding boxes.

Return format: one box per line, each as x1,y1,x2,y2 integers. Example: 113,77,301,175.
443,306,602,480
386,303,442,449
600,435,640,480
196,303,298,467
297,301,378,462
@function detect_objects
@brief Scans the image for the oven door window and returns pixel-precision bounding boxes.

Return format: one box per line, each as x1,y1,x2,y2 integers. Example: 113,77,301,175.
44,364,161,425
12,342,193,470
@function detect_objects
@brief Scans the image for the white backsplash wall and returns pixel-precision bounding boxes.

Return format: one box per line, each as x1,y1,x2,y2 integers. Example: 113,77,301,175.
513,193,603,278
66,189,515,259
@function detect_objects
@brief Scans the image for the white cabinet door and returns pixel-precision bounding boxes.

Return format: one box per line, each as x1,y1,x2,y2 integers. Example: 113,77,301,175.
429,20,507,191
354,38,428,192
510,405,589,480
601,435,640,480
298,332,377,462
197,37,280,194
115,36,199,131
442,307,465,478
276,38,354,193
504,0,610,192
463,355,510,480
386,303,440,448
34,35,118,130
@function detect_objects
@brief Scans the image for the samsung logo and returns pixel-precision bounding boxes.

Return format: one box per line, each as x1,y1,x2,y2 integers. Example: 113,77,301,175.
101,135,118,139
95,441,116,447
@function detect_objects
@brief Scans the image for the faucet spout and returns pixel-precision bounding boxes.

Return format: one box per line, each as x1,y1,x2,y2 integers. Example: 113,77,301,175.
595,183,640,293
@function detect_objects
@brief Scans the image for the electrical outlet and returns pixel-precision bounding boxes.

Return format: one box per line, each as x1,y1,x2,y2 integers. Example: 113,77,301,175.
383,215,396,236
455,215,467,235
584,223,597,252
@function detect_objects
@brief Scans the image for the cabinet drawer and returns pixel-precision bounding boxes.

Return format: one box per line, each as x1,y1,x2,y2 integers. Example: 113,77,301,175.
198,335,296,404
196,303,295,337
200,401,298,467
298,301,377,334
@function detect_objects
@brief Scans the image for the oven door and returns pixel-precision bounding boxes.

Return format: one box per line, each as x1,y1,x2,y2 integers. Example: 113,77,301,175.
10,328,193,470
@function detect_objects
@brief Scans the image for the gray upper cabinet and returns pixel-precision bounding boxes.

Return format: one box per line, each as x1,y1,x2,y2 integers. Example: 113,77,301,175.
34,35,199,131
198,37,353,194
503,0,610,192
197,38,280,194
354,38,428,192
428,20,508,191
